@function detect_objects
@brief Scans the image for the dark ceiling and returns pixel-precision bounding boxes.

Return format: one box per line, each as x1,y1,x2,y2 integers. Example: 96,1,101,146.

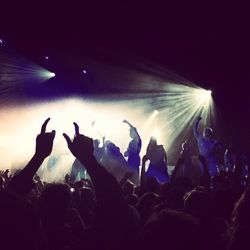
1,1,250,143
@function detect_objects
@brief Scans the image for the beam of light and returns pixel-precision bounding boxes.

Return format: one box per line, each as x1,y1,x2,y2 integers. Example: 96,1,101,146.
141,109,159,131
0,45,56,101
193,89,212,106
85,65,215,167
39,71,56,79
0,83,216,181
0,53,217,179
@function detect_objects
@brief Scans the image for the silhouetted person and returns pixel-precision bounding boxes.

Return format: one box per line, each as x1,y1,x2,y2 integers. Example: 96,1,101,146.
101,140,128,181
123,120,142,174
141,209,202,250
70,158,87,182
145,137,169,183
193,116,220,177
172,141,193,182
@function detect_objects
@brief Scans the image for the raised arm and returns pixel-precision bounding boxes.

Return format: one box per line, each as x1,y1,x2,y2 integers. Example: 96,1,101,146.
193,116,202,140
63,122,123,202
8,118,55,195
123,119,133,128
123,119,141,139
140,155,148,193
63,123,133,249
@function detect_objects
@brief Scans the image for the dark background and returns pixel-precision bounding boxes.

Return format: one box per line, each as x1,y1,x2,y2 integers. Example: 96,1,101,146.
1,1,250,152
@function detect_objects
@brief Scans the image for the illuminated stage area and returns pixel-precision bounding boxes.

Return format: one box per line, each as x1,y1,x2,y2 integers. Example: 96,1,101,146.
0,86,214,181
0,41,216,182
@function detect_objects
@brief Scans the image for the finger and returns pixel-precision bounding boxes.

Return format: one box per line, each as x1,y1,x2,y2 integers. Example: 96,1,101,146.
63,133,72,147
51,130,56,139
41,118,50,134
73,122,80,137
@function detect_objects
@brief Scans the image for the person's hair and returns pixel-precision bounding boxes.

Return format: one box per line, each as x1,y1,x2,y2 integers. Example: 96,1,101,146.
184,189,213,217
142,209,202,250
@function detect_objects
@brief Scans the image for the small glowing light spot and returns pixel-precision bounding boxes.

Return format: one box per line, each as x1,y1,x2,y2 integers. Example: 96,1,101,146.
45,56,49,60
83,69,87,74
0,39,3,43
49,72,56,77
153,110,159,115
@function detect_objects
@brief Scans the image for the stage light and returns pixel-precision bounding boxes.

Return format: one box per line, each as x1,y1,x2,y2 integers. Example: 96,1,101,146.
193,89,212,106
83,69,87,74
39,71,56,79
45,56,49,60
48,72,56,77
0,39,3,43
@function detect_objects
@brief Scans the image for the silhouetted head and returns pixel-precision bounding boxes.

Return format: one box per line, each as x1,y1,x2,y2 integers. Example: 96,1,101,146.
184,189,213,217
142,209,202,250
39,183,72,218
137,192,159,224
149,136,157,147
204,127,213,140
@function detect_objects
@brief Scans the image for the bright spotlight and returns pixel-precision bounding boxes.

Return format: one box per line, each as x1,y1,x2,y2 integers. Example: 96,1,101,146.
0,39,3,44
45,56,49,60
48,72,56,78
38,70,56,80
83,69,87,74
193,89,212,106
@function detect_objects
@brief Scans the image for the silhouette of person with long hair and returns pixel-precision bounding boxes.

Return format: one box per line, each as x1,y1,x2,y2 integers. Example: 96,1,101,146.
145,136,169,183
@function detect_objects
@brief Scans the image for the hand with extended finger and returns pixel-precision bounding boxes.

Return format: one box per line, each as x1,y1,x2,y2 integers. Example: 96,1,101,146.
35,118,56,159
63,122,94,165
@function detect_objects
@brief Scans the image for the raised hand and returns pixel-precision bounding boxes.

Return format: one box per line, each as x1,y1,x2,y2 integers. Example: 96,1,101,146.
35,118,56,159
123,119,135,129
63,122,94,165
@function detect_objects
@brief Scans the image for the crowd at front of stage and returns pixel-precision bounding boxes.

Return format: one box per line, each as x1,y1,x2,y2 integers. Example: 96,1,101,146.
0,117,249,250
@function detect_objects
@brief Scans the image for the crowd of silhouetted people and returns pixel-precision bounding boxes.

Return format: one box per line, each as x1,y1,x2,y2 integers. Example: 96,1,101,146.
0,117,249,250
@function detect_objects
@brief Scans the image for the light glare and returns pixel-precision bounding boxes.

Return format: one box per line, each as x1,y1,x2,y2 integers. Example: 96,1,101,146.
193,89,212,106
49,72,56,77
39,71,56,79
